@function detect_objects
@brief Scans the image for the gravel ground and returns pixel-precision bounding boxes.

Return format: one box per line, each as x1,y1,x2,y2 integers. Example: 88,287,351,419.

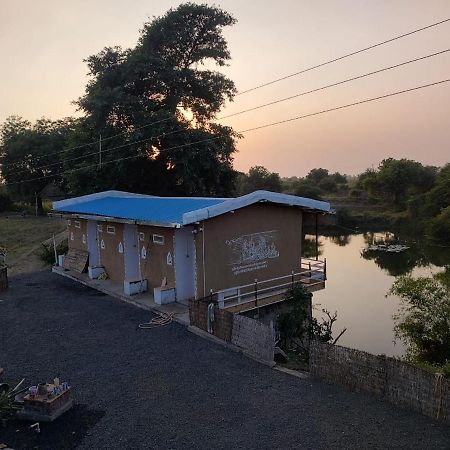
1,271,450,450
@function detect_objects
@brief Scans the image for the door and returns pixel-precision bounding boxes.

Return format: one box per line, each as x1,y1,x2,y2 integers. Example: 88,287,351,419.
174,227,196,304
87,220,100,267
123,224,140,281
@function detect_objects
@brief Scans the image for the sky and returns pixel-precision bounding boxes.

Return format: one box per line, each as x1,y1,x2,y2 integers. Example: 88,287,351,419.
1,0,449,176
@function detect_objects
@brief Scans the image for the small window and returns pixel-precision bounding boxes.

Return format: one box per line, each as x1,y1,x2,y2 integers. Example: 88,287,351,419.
107,225,116,235
139,232,145,241
153,234,164,245
97,224,103,233
74,221,81,229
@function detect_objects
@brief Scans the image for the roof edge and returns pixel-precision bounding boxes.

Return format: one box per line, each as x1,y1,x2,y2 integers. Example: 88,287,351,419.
182,190,331,225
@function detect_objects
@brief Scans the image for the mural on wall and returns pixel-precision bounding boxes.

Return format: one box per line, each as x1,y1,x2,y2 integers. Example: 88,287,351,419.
226,230,280,276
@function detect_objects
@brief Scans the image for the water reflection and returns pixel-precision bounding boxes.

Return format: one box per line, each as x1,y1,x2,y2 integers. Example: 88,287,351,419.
308,232,450,357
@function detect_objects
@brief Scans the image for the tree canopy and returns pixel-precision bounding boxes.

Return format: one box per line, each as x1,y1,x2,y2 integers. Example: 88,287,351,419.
65,2,239,197
236,166,282,195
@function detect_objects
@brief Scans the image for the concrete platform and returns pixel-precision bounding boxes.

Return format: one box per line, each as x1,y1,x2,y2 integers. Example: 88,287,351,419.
52,266,190,325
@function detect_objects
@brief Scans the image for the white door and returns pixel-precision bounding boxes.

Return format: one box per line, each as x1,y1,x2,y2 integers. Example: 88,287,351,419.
87,220,100,267
124,224,140,281
175,227,196,304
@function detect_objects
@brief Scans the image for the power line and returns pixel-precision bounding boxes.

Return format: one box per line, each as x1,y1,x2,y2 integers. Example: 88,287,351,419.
236,18,450,95
3,17,449,170
5,48,449,178
222,48,450,119
3,77,449,187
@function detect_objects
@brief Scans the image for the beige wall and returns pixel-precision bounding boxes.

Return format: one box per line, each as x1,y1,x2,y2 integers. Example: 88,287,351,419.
67,218,88,252
195,203,303,298
97,222,124,282
137,225,175,290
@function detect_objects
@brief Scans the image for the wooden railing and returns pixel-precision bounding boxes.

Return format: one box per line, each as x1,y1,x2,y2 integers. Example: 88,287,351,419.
214,258,326,310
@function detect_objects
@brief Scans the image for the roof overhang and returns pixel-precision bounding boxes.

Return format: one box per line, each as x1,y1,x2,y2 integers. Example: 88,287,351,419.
182,190,332,225
48,212,181,228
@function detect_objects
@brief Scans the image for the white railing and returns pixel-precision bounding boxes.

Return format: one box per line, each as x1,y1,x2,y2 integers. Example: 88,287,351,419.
214,258,326,309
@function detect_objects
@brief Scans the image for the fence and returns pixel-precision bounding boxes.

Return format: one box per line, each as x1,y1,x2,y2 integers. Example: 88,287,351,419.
215,258,326,310
310,340,450,424
189,297,276,363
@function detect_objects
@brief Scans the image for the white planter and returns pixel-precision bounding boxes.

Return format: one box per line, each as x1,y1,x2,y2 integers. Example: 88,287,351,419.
88,266,105,280
124,279,148,296
154,286,176,305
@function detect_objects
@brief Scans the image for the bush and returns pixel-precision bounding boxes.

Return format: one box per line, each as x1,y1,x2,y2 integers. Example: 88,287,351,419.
0,192,13,212
427,206,450,243
389,275,450,366
40,239,68,264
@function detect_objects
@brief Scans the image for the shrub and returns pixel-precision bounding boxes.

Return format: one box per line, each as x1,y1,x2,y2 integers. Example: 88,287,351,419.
0,192,13,212
389,275,450,366
427,206,450,244
40,239,68,264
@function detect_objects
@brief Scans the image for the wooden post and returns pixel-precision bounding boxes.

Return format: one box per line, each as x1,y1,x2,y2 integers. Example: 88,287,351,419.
315,214,319,261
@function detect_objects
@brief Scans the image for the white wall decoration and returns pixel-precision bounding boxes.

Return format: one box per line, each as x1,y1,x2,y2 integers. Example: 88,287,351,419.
166,252,173,266
70,232,74,241
118,242,124,254
82,234,86,244
141,246,147,259
226,230,280,276
100,239,105,249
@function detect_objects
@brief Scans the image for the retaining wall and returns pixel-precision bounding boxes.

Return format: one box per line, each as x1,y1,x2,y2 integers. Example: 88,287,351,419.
189,299,276,362
310,341,450,424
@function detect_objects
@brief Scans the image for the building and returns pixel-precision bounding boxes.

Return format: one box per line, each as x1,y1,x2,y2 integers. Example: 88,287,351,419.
52,190,332,312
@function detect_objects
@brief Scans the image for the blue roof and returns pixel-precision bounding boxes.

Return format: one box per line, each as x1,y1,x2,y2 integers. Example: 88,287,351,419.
54,193,227,226
53,190,332,227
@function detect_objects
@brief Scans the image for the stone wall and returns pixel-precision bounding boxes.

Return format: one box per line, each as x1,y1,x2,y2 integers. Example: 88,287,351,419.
189,299,233,342
310,341,450,424
231,314,275,363
189,299,276,362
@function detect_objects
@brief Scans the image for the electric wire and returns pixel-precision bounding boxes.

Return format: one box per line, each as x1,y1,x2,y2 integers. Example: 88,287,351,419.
3,77,449,187
2,17,448,169
5,48,450,177
236,17,450,95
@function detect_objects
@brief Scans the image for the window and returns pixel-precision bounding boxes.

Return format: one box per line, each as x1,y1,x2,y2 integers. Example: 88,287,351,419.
97,224,103,233
153,234,164,245
74,221,81,229
139,232,145,241
107,225,116,235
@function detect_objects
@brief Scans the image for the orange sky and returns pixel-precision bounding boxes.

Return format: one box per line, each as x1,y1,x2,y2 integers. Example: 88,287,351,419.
1,0,449,176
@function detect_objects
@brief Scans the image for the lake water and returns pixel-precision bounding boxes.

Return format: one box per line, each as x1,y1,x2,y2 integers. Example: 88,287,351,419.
308,231,450,357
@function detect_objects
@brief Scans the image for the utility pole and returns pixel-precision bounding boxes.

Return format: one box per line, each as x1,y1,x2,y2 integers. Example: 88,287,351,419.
99,134,102,167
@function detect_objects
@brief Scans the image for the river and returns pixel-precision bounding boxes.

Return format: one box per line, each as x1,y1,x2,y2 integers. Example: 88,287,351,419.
308,231,450,357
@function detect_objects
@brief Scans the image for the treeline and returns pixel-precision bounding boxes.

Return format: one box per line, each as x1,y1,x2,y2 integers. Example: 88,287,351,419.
236,160,450,242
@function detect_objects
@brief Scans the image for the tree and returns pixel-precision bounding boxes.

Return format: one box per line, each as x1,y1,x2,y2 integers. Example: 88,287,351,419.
0,116,76,213
389,275,450,367
66,3,239,197
236,166,282,195
293,179,323,200
306,168,329,184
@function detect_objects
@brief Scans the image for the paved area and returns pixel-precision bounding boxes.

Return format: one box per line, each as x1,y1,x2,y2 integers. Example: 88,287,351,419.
1,271,450,450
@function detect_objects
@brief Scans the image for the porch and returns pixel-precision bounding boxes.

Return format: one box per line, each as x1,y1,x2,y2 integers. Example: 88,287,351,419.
212,257,326,313
52,266,190,325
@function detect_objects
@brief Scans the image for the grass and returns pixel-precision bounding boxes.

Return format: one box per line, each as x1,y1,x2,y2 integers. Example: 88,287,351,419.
0,213,66,268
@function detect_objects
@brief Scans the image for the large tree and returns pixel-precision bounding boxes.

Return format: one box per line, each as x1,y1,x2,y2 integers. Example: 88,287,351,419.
0,116,76,213
65,3,239,197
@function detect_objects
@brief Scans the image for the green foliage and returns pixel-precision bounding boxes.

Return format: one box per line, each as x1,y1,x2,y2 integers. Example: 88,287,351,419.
236,165,282,195
0,116,75,212
0,192,13,212
40,239,68,264
389,275,450,366
276,283,337,356
427,206,450,243
68,3,239,197
293,179,323,200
